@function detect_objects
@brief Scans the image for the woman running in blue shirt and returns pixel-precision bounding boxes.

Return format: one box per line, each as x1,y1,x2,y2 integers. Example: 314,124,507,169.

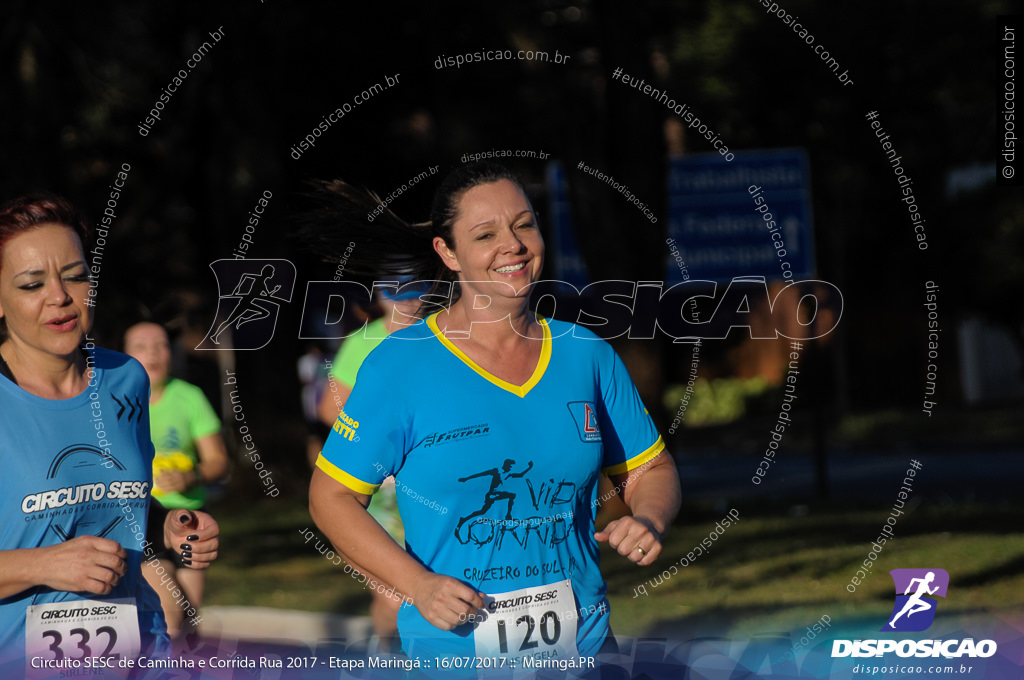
306,162,681,664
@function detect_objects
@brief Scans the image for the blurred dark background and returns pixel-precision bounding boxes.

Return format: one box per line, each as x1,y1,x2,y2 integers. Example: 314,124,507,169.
3,0,1023,648
2,0,1020,504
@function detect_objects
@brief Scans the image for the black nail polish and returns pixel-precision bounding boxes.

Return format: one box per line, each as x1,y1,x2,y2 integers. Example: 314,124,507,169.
186,534,199,541
181,551,192,559
182,559,193,566
180,544,192,551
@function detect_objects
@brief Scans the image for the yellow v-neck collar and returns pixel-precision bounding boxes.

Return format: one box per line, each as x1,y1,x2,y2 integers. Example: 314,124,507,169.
426,312,551,398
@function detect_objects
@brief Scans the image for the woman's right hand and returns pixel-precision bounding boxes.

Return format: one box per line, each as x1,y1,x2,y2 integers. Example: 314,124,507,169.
155,469,192,493
39,536,127,595
411,572,485,631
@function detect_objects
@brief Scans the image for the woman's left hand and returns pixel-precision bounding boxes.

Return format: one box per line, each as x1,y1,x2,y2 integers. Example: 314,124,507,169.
594,516,662,567
163,510,220,569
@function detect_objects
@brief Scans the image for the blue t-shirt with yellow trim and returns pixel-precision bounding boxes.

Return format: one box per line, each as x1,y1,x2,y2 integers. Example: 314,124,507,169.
317,314,664,660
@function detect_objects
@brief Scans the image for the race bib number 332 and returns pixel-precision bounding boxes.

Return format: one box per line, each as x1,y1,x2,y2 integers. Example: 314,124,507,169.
26,599,140,662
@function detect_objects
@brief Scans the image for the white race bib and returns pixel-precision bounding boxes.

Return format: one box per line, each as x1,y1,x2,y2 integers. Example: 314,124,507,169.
473,580,579,668
26,599,141,666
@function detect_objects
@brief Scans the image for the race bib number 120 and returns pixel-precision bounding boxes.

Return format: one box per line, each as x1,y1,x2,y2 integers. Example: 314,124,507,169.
26,599,140,663
473,580,579,666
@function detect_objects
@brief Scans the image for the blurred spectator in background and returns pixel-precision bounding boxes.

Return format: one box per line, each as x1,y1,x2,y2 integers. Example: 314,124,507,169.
316,280,426,652
298,343,332,466
125,321,229,638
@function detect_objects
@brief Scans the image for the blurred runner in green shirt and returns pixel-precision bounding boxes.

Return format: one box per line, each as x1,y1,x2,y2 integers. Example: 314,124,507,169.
125,322,229,638
316,280,426,651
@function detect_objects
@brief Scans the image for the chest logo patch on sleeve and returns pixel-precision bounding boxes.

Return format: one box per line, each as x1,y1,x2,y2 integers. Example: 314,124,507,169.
566,401,601,443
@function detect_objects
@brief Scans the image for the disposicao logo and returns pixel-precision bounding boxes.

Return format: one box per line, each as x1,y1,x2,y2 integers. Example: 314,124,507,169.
832,568,998,659
196,259,295,350
883,568,948,632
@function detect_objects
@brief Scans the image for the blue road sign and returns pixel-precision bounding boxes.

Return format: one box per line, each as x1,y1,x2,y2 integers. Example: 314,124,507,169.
546,161,590,288
665,149,815,284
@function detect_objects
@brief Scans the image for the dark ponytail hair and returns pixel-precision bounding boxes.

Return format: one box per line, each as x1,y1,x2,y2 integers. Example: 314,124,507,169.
429,161,523,249
298,161,526,310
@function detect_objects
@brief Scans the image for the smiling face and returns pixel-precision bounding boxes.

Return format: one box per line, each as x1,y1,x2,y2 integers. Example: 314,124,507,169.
0,223,92,362
433,179,544,301
124,322,171,386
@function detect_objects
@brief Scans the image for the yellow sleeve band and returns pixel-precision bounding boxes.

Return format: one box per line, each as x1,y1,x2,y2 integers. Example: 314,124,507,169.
315,453,381,496
602,436,666,477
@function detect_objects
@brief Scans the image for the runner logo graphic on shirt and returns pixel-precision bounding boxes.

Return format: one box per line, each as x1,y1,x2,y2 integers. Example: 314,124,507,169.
196,259,296,350
455,459,581,551
566,401,601,442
